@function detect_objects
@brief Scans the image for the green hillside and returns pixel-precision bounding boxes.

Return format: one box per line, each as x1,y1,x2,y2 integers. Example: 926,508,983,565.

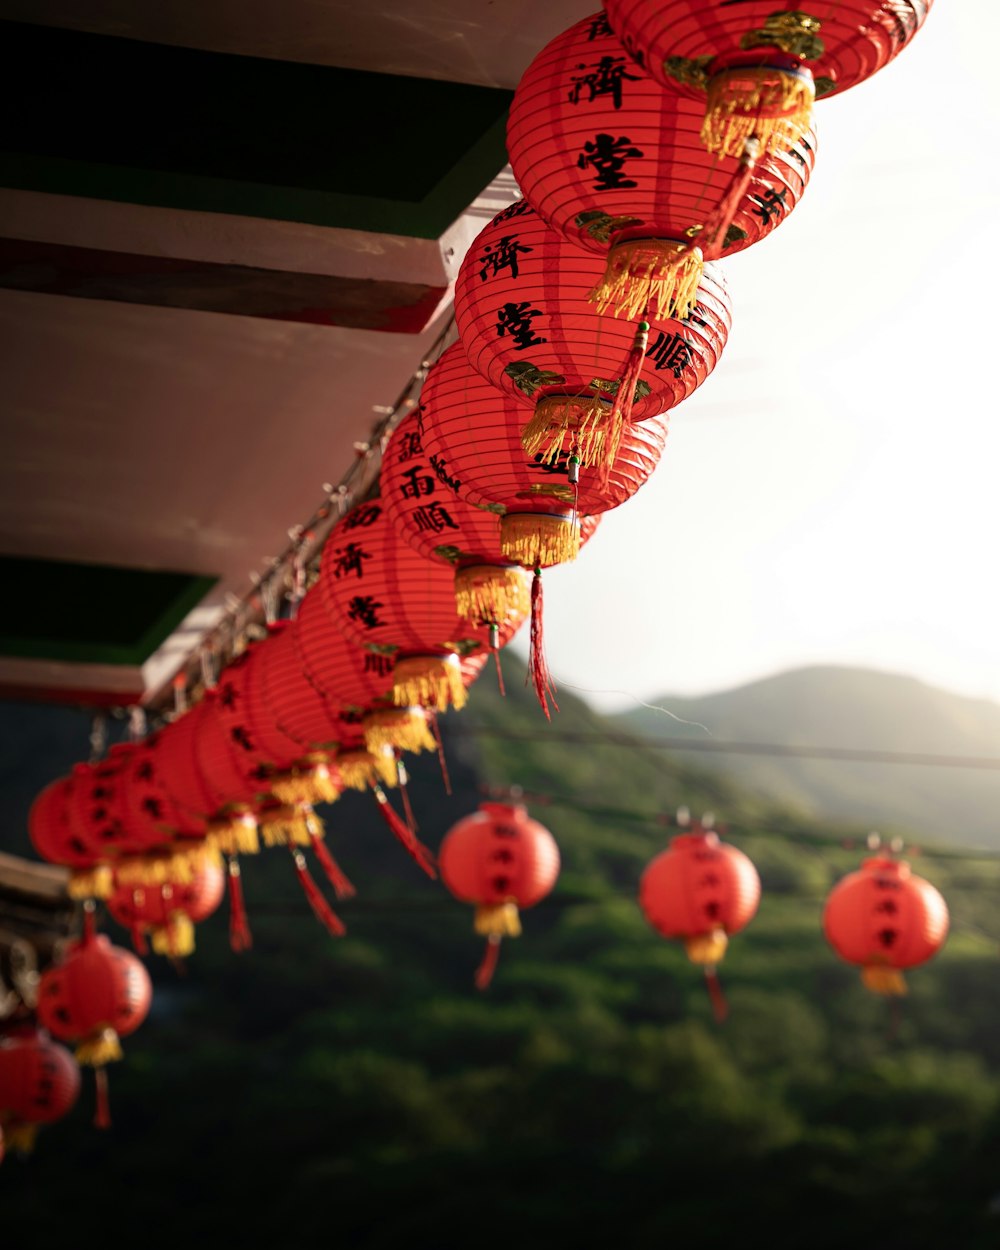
607,665,1000,850
2,660,1000,1248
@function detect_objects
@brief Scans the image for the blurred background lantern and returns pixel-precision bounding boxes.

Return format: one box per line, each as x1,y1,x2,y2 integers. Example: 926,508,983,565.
507,11,815,317
453,201,732,474
603,0,932,157
438,799,561,990
638,818,761,1021
106,854,226,958
29,773,113,900
0,1023,81,1155
822,850,949,997
35,904,152,1127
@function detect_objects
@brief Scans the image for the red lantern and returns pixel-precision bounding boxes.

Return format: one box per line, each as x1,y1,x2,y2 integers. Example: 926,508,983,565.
29,773,113,899
381,408,533,634
507,11,815,318
36,906,152,1127
106,856,226,958
438,800,561,990
0,1024,81,1155
454,199,731,473
317,499,526,716
639,826,760,1020
603,0,932,157
822,853,949,996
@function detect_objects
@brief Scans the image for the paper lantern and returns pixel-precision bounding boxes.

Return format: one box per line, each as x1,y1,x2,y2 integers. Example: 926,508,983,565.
822,853,949,996
454,200,731,472
507,11,815,319
639,827,761,1020
29,774,113,899
603,0,932,156
36,906,153,1128
317,498,526,715
438,800,561,989
0,1024,81,1154
106,856,226,958
381,408,533,631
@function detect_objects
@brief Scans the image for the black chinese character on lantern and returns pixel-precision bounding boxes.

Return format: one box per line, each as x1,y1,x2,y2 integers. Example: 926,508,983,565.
230,726,255,753
750,186,789,225
568,55,640,109
646,329,693,378
141,797,164,820
478,235,534,282
395,429,422,462
399,467,436,500
532,450,572,476
428,452,463,495
218,683,239,708
586,14,613,41
330,541,372,579
135,761,154,782
343,503,381,530
364,652,394,678
491,198,532,227
496,300,548,351
348,595,384,629
411,502,460,535
578,134,643,191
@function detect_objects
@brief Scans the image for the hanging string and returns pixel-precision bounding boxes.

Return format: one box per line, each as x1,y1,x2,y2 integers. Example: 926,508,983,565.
88,713,107,764
306,829,356,901
703,966,729,1024
92,1067,112,1130
489,623,506,697
395,754,418,834
528,568,558,720
289,848,346,937
370,783,437,878
428,712,453,796
474,934,502,991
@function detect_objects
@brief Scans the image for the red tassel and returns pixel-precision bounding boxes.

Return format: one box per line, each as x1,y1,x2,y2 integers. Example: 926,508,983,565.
307,830,356,900
226,855,253,953
704,966,729,1024
492,642,507,697
698,136,761,259
528,568,558,719
606,319,651,474
290,849,346,937
129,922,148,957
371,784,437,878
428,712,452,796
475,935,502,991
93,1066,111,1130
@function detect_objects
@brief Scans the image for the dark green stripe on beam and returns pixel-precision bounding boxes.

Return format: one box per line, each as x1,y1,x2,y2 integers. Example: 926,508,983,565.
0,20,513,238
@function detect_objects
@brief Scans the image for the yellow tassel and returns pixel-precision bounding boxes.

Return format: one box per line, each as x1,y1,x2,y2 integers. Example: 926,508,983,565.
363,706,436,755
392,654,467,713
703,65,813,159
68,866,113,900
589,238,704,322
258,802,319,848
76,1026,122,1067
206,807,260,856
861,965,908,997
3,1121,39,1154
337,747,398,791
474,901,522,938
520,394,623,472
500,512,580,569
150,913,196,958
454,565,531,626
269,755,342,806
114,841,221,888
684,929,729,965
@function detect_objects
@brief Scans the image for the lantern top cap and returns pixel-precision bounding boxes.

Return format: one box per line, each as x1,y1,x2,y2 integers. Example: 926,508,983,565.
860,855,912,879
479,799,528,819
670,829,721,851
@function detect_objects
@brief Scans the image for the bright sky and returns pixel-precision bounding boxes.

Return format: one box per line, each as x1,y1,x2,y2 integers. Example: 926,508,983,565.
507,0,1000,715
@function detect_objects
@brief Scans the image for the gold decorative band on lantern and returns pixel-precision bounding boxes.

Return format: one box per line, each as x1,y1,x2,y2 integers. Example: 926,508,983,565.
392,653,467,713
500,512,581,569
363,705,437,755
206,804,261,856
267,753,342,806
113,840,222,887
454,563,531,626
474,901,522,938
520,392,625,472
68,865,114,900
861,964,908,997
683,928,729,965
336,745,399,791
257,800,323,849
702,60,815,159
589,237,704,322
